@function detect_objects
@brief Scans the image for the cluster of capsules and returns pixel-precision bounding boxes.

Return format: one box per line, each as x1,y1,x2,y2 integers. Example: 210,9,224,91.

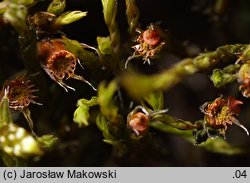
30,11,98,92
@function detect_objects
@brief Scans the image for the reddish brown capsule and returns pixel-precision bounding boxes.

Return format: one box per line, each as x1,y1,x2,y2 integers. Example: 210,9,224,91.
127,105,168,136
142,29,161,46
0,75,41,110
200,96,248,137
125,24,166,68
37,39,77,80
0,75,41,133
37,39,96,92
127,112,150,136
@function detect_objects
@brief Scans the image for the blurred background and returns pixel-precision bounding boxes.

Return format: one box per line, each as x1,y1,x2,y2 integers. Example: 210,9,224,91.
1,0,250,166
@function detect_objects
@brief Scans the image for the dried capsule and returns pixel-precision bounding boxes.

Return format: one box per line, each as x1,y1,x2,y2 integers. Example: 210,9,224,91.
127,111,150,136
125,24,166,68
200,96,249,138
37,38,96,92
142,28,161,46
28,11,59,39
0,75,42,134
0,75,41,110
28,10,88,39
127,105,168,136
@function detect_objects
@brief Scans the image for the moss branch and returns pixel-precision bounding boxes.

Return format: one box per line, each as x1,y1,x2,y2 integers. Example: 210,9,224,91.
101,0,121,57
151,114,202,130
122,44,248,98
125,0,140,35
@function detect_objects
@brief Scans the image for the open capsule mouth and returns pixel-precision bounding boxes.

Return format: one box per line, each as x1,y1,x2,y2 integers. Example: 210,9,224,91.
47,50,77,80
3,76,39,110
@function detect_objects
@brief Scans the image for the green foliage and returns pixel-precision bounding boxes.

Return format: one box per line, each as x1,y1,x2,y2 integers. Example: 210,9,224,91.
55,11,87,26
125,0,140,35
47,0,66,16
0,90,13,126
96,114,117,145
198,138,244,155
101,0,116,26
37,135,58,149
238,45,250,62
73,97,98,127
12,0,36,6
97,36,121,72
96,114,127,157
1,0,39,7
0,91,43,160
3,2,28,35
1,0,250,166
0,123,43,158
152,114,198,130
210,68,237,88
101,0,120,56
73,105,90,127
62,36,101,71
143,91,164,110
97,36,113,55
151,121,244,155
210,64,240,88
122,45,247,98
97,80,121,123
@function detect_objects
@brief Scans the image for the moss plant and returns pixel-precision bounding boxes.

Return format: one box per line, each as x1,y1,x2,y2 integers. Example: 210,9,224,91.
0,0,250,166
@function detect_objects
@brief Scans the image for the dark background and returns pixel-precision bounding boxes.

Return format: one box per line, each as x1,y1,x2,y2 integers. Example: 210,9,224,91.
1,0,250,166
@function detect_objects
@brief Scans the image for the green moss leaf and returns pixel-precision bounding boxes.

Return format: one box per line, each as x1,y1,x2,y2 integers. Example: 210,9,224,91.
73,97,98,127
0,1,8,14
198,138,244,155
62,36,101,70
96,114,109,135
12,0,36,6
77,96,98,107
151,114,198,130
101,0,116,25
98,80,121,123
0,89,13,127
151,121,194,140
96,114,127,157
151,121,245,155
62,36,83,54
210,69,237,88
55,11,87,26
73,105,90,127
143,91,164,110
37,134,58,149
97,36,113,55
101,0,121,57
238,45,250,62
47,0,66,16
96,114,117,145
96,36,120,72
3,3,28,35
